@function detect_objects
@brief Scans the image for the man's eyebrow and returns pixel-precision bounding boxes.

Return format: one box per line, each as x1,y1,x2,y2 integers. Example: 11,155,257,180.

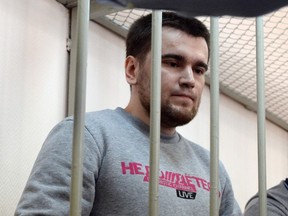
161,54,185,61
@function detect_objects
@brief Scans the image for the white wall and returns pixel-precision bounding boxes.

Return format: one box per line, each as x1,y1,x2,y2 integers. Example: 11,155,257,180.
1,1,287,215
0,0,69,215
86,20,129,111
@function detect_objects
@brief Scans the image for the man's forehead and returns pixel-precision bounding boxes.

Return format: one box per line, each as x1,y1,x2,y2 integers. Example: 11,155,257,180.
161,30,209,62
161,27,207,47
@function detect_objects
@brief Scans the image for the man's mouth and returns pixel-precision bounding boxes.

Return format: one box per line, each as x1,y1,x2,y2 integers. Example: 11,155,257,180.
172,93,195,101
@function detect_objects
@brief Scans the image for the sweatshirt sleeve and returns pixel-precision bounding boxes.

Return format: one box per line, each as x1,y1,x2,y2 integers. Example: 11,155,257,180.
14,119,101,216
219,163,242,216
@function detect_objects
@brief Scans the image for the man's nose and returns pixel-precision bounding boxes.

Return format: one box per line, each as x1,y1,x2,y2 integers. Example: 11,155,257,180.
179,66,195,88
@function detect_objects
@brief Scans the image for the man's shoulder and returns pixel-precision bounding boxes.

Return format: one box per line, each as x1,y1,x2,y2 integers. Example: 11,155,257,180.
84,108,125,128
244,180,288,216
86,108,117,120
63,108,122,123
57,108,123,133
267,180,288,205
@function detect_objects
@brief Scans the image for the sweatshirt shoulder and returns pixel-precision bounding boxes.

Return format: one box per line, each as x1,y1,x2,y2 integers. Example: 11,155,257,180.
63,108,120,126
86,109,118,121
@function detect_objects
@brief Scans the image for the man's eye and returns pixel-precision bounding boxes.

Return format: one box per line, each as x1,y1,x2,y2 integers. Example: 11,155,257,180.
164,61,179,68
194,67,206,75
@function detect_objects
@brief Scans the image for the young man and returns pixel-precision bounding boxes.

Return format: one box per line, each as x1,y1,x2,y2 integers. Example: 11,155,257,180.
244,178,288,216
15,12,241,215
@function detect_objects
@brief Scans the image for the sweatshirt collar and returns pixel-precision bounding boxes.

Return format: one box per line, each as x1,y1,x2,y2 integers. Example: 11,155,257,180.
116,107,181,144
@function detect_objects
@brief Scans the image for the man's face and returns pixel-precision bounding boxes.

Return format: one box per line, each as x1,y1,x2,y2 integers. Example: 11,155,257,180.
137,27,209,129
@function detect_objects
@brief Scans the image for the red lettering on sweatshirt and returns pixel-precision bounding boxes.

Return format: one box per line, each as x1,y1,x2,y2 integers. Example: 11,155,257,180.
121,161,214,193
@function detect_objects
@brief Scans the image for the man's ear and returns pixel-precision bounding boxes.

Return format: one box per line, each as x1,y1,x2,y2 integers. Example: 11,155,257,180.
125,56,139,85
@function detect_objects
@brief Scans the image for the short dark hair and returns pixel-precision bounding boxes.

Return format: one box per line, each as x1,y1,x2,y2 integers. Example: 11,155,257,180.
126,12,210,60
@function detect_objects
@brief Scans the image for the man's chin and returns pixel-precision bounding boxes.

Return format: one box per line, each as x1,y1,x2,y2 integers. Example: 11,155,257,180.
161,106,197,127
171,105,197,118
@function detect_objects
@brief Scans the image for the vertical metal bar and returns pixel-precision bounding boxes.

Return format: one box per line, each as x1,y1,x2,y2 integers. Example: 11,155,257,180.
69,0,90,215
256,16,267,216
149,10,162,216
209,16,220,216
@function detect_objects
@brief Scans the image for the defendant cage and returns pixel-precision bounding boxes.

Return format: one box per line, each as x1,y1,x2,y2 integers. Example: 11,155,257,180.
55,0,288,215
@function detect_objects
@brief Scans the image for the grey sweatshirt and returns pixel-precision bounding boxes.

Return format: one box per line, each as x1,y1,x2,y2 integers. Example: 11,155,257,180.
15,108,241,215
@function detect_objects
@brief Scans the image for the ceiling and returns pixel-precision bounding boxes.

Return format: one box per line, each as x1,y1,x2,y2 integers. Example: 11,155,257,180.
57,1,288,131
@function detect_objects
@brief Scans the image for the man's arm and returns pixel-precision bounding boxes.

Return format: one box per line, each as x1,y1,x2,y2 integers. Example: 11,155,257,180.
15,120,99,215
219,164,242,216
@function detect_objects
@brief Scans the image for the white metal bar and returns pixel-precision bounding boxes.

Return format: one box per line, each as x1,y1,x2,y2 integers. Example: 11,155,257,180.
69,0,90,215
149,10,162,216
209,16,220,216
256,16,267,216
